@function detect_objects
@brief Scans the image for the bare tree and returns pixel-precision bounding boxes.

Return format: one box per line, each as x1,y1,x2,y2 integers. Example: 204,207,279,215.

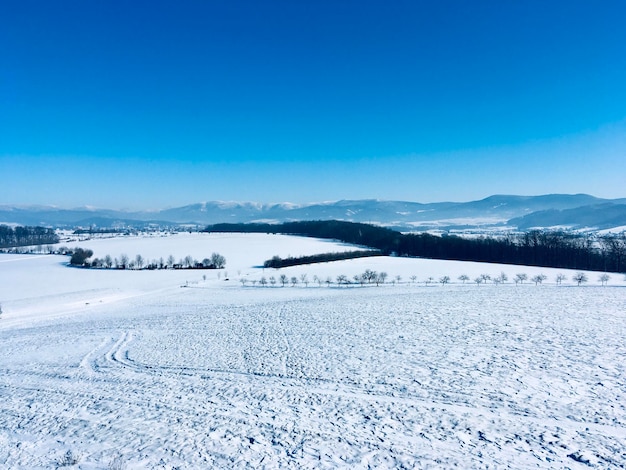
259,277,267,287
290,276,298,287
135,254,144,270
458,274,469,284
269,276,276,287
210,252,226,269
279,274,288,287
363,269,377,284
514,273,527,285
439,275,450,285
555,273,567,285
573,272,588,286
104,254,113,269
167,255,175,268
474,276,483,286
300,273,309,287
531,274,547,285
410,275,417,284
119,254,129,270
336,274,348,287
599,273,610,286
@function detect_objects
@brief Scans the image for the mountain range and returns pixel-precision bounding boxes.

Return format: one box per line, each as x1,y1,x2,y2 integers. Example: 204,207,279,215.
1,194,626,232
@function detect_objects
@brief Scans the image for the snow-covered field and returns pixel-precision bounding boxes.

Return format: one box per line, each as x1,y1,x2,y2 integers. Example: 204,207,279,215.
1,233,625,468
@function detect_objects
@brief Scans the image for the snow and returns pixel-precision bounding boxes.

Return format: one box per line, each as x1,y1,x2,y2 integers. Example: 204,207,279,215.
405,217,508,227
597,226,626,235
1,233,625,468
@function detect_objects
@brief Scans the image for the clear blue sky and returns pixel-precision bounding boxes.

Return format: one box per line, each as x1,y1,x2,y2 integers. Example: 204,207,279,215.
1,0,625,209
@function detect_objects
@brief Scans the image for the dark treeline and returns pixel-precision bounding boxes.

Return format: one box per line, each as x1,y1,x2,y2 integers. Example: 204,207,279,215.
0,225,59,248
207,221,626,273
264,250,382,269
398,231,626,272
73,228,128,235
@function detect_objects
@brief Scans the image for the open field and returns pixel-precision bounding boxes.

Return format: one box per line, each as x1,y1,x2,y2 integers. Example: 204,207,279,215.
1,233,625,468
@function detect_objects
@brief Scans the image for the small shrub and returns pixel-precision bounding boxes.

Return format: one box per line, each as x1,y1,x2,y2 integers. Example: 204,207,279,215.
57,449,80,467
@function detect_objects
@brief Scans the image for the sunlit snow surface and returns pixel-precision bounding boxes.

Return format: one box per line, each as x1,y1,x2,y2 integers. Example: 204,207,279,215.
1,233,625,468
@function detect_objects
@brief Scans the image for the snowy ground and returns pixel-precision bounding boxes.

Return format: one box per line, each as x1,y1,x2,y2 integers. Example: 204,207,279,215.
1,233,625,468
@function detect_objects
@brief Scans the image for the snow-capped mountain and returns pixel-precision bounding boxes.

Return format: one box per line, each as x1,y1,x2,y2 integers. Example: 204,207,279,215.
1,194,625,231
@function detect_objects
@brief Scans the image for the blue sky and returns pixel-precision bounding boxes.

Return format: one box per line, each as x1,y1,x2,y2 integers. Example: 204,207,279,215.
1,0,625,209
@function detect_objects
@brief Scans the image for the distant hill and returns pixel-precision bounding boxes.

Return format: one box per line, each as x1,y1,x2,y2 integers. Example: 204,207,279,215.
509,203,626,230
1,194,626,232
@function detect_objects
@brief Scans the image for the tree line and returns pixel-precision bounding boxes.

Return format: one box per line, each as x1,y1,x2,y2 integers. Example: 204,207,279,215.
263,250,382,268
0,225,59,249
400,230,626,273
67,248,226,270
206,221,626,273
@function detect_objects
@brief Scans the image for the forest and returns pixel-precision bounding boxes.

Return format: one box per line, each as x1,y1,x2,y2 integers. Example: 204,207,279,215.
206,221,626,273
0,225,59,249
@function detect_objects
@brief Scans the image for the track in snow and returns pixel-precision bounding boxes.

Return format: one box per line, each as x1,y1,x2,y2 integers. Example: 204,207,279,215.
2,283,625,468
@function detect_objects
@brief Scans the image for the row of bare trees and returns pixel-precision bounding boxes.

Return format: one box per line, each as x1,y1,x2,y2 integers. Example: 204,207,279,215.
240,270,390,288
69,250,226,270
241,270,611,288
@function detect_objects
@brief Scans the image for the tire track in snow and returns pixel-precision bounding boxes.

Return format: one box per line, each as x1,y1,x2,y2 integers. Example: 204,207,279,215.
78,336,117,375
86,332,626,444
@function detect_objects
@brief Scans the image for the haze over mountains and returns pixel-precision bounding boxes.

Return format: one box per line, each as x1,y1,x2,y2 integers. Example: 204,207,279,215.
1,194,626,232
